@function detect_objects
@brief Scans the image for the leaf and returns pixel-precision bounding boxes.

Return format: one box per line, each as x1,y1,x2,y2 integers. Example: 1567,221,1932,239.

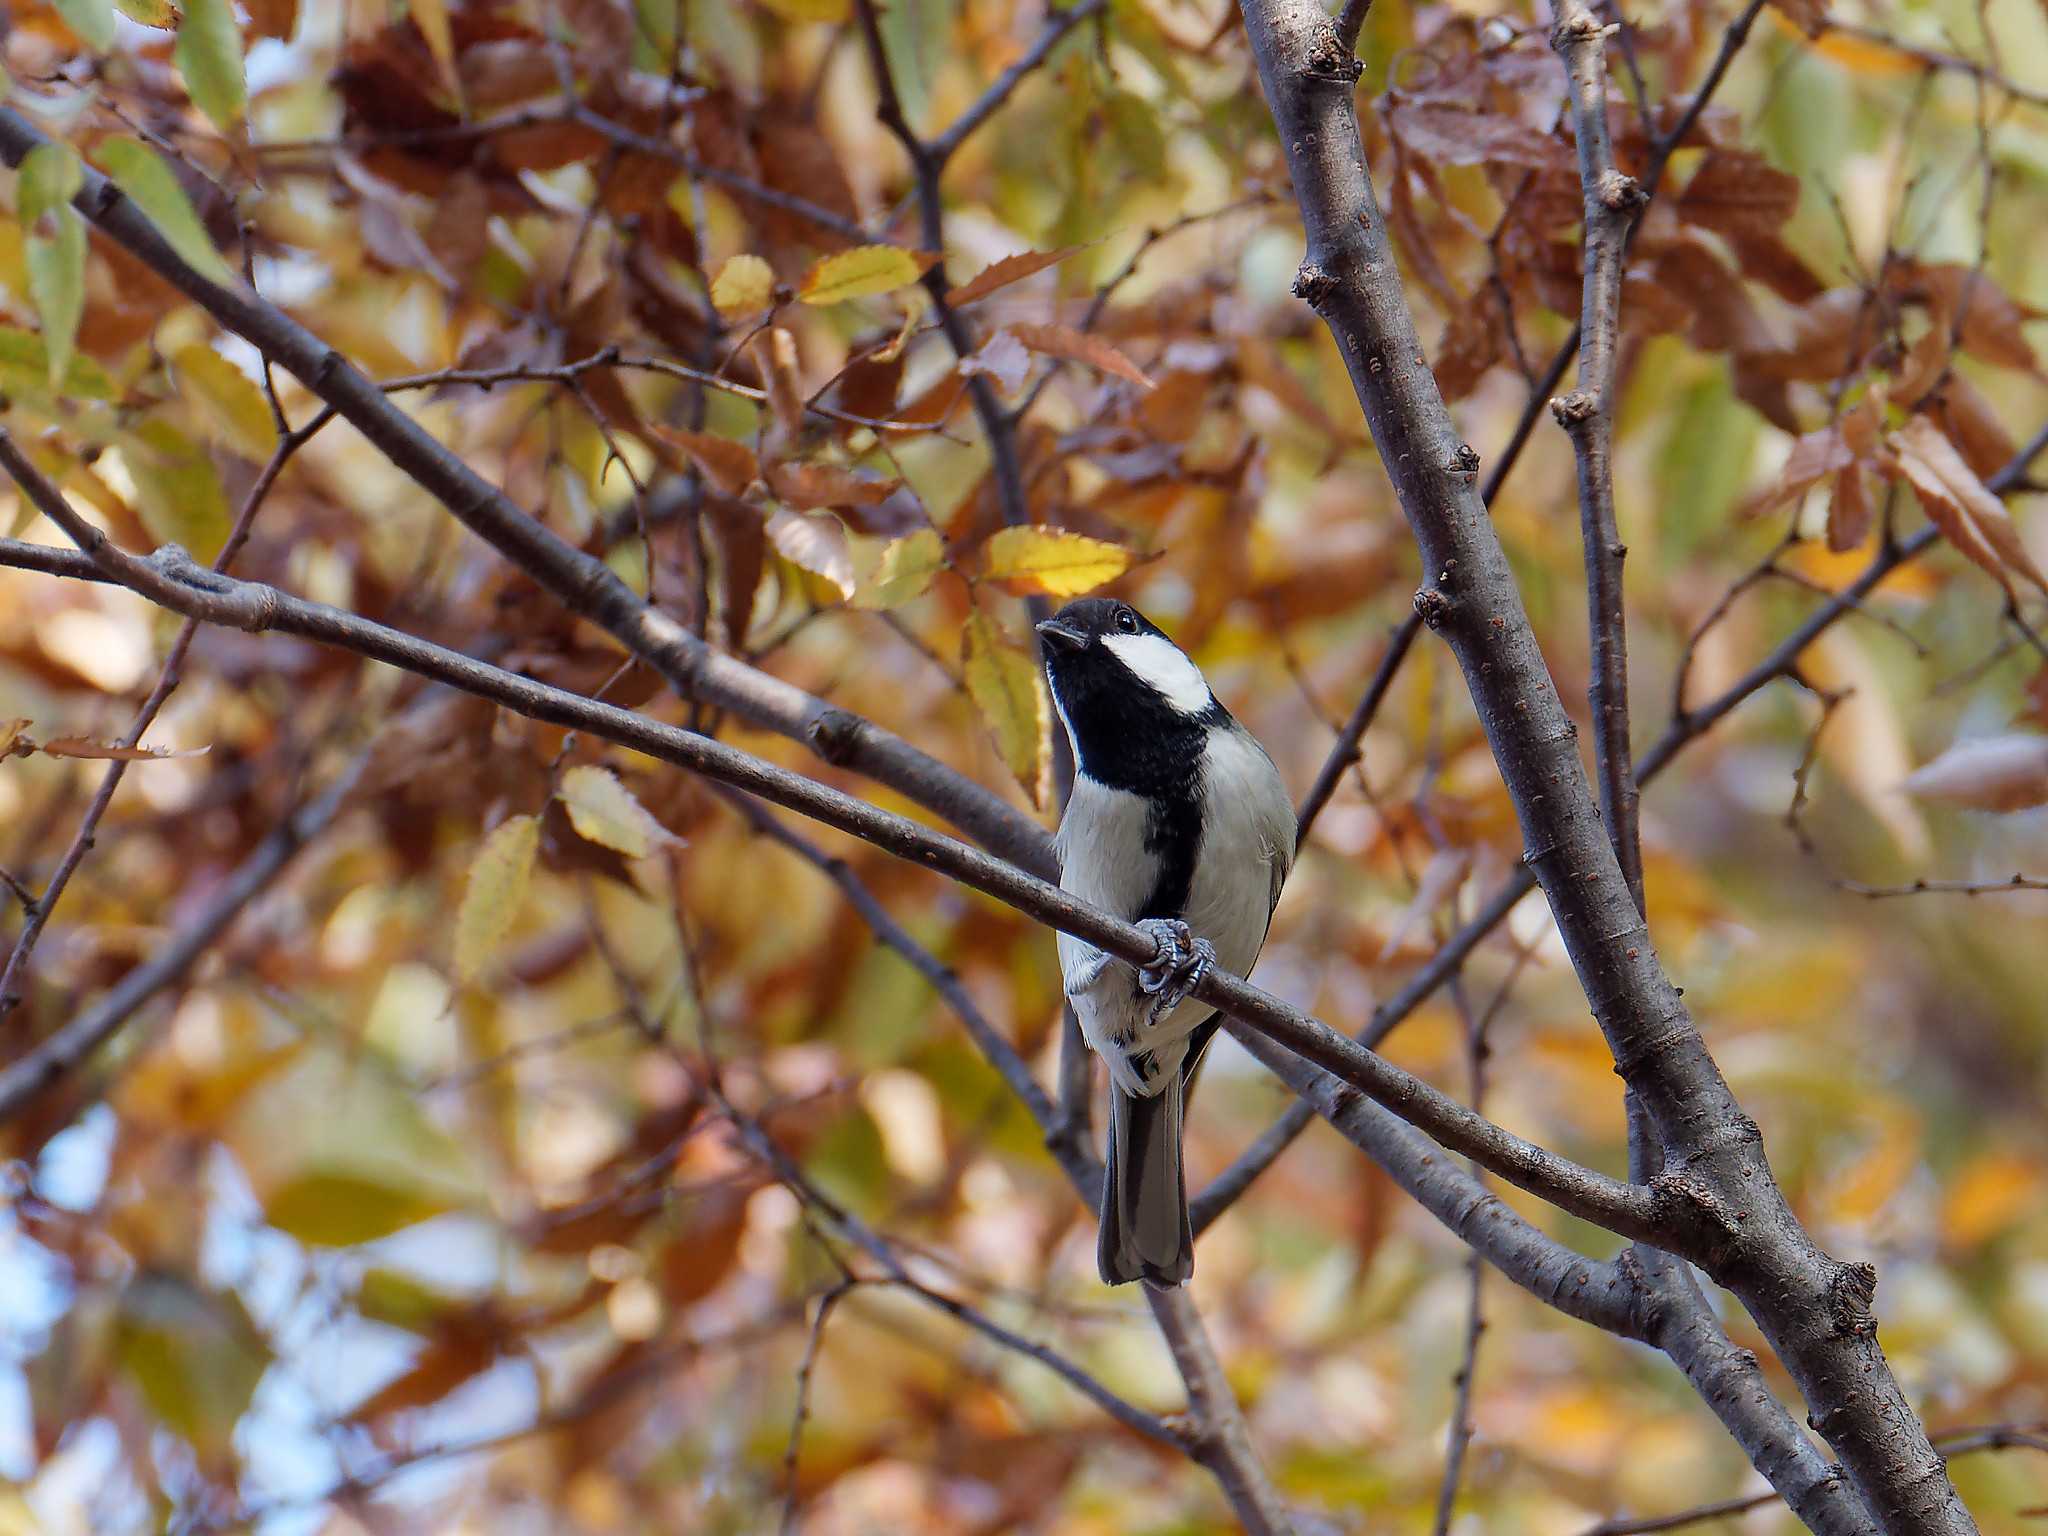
113,0,177,25
764,461,898,511
946,246,1083,306
53,0,118,48
95,137,234,285
1828,464,1874,553
123,418,231,561
174,0,246,131
1901,735,2048,812
19,142,84,222
1676,150,1801,236
454,813,539,983
962,611,1049,807
410,0,460,98
634,0,679,58
559,765,673,858
755,0,849,18
25,212,84,391
710,253,775,318
797,245,936,306
0,720,27,757
766,508,855,599
705,496,765,649
652,427,757,496
1737,404,1873,520
351,1319,497,1419
1008,322,1153,389
854,527,944,610
245,0,295,39
982,525,1136,598
115,1272,268,1463
1882,415,2048,596
266,1167,454,1246
172,344,279,461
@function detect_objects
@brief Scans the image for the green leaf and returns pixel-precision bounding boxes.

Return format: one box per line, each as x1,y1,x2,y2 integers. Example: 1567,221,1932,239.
559,765,673,858
53,0,118,49
266,1167,454,1246
0,325,113,401
115,1271,269,1461
454,813,539,983
25,220,84,390
171,343,279,461
19,143,84,223
174,0,246,130
122,418,230,559
633,0,678,60
95,136,234,285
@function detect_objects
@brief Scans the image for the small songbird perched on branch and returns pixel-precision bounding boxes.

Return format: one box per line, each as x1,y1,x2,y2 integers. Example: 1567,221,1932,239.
1037,598,1294,1287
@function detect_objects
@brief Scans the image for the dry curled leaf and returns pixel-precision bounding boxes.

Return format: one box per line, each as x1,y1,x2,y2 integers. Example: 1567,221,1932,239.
1881,415,2048,596
1902,735,2048,812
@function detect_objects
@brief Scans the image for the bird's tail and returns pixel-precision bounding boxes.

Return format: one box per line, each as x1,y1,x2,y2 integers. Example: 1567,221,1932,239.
1099,1076,1192,1287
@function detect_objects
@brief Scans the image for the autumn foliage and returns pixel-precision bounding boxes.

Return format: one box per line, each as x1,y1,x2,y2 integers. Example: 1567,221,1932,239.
2,0,2048,1531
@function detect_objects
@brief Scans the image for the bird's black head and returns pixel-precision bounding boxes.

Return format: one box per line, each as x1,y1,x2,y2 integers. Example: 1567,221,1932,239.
1036,598,1224,793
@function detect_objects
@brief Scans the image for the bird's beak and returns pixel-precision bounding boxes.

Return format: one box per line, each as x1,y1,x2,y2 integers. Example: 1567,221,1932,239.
1035,618,1089,654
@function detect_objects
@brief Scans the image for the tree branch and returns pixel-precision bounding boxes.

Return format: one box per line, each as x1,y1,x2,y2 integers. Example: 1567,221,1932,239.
1235,0,1972,1527
1551,0,1646,910
0,104,1053,882
0,459,1667,1250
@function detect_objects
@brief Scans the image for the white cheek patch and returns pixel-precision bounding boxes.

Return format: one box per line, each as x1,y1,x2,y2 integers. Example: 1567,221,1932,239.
1102,632,1212,715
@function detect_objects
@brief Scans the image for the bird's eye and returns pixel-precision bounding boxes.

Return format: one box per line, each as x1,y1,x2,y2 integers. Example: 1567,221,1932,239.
1114,607,1138,633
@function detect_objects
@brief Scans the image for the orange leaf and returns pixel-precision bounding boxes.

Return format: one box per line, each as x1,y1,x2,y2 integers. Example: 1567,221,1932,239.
1009,322,1154,390
946,246,1083,307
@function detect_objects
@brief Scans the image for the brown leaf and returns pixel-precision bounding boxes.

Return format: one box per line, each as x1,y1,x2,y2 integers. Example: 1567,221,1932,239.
1893,260,2042,374
1882,415,2048,595
946,246,1083,307
1739,403,1874,520
38,736,209,761
652,428,759,496
1677,151,1802,238
833,342,905,421
764,462,899,512
1828,464,1875,552
704,497,765,649
1009,322,1154,390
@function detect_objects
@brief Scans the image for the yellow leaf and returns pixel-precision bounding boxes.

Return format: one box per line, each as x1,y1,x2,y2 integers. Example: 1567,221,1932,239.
410,0,460,100
710,253,775,319
559,765,673,858
121,417,230,561
962,612,1048,807
172,344,279,461
853,527,943,610
454,814,538,983
981,525,1135,598
798,245,935,306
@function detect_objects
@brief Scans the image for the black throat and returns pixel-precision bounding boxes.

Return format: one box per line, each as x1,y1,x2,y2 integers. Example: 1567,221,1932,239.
1050,660,1230,923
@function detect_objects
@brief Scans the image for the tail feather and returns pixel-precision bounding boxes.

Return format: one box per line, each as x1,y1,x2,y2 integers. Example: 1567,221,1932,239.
1099,1077,1192,1287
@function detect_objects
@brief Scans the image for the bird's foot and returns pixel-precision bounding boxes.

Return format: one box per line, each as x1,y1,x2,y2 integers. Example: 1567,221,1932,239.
1134,918,1215,1027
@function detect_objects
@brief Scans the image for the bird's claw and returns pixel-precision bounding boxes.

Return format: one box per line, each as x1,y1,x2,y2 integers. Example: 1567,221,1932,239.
1135,918,1215,1026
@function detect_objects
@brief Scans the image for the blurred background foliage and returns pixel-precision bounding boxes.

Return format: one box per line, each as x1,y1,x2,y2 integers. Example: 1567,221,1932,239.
2,0,2048,1529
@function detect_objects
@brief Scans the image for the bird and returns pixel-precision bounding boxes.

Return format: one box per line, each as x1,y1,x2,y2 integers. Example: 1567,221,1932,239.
1036,597,1294,1286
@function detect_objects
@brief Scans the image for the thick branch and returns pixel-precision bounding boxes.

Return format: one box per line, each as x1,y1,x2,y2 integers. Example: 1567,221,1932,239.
1236,1,1971,1528
0,513,1666,1250
0,105,1052,882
